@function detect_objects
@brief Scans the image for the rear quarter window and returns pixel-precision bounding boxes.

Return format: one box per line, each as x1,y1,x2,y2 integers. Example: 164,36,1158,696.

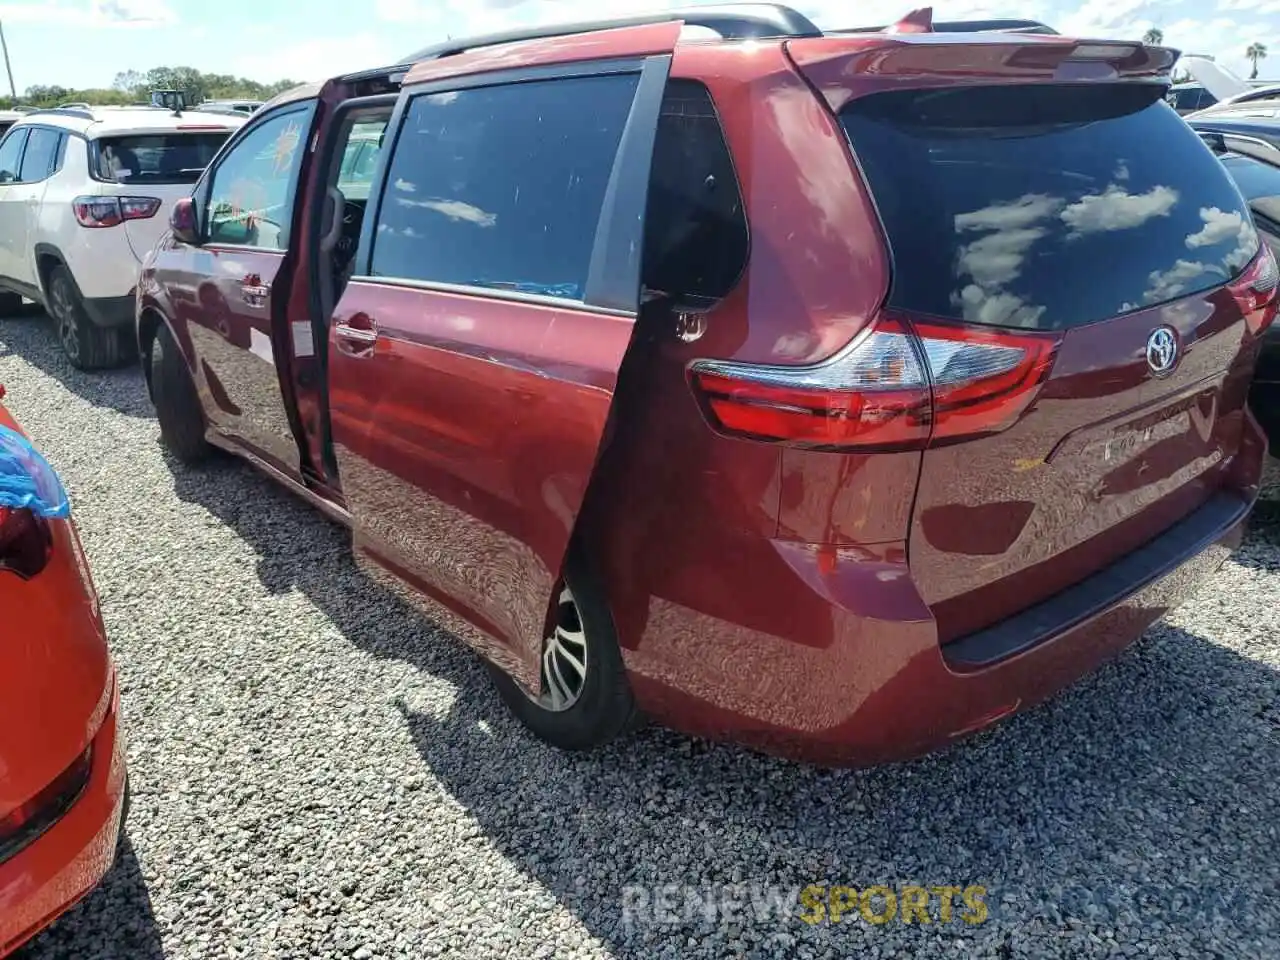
841,84,1260,330
642,80,748,307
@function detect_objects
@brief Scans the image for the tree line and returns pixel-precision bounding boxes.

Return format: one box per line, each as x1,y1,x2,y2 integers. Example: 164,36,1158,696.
0,66,298,110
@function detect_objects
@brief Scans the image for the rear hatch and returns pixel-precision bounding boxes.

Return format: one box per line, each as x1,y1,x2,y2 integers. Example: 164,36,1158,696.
91,127,235,261
791,37,1275,642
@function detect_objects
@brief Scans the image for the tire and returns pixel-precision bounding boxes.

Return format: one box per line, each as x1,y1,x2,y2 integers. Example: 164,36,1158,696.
489,551,642,751
150,322,213,464
48,265,121,370
0,291,22,316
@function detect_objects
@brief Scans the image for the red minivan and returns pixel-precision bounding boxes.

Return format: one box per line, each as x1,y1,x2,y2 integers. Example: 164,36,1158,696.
136,7,1273,765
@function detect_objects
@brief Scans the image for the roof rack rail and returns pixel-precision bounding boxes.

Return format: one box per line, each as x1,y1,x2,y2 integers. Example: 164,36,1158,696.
401,3,821,63
25,106,95,121
836,18,1059,36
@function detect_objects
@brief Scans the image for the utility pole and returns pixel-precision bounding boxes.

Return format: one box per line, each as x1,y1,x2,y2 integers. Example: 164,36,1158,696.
0,20,15,102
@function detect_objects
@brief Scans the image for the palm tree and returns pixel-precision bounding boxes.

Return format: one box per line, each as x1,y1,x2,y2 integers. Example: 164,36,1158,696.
1143,28,1163,46
1247,42,1268,79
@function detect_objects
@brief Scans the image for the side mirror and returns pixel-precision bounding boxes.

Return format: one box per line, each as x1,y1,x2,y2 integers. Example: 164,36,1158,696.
170,197,200,246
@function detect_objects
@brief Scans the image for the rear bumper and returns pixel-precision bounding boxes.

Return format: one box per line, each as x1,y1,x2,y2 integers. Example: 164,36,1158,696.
81,294,135,329
0,673,127,957
624,417,1266,767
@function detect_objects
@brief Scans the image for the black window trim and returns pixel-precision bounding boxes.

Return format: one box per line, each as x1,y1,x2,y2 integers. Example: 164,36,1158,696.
351,54,672,318
199,99,320,254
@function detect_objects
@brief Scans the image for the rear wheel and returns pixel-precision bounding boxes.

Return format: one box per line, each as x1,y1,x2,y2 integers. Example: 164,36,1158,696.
489,553,642,751
150,323,213,464
48,266,121,370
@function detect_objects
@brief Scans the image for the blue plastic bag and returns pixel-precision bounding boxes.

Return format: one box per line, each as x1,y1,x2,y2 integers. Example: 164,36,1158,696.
0,425,70,518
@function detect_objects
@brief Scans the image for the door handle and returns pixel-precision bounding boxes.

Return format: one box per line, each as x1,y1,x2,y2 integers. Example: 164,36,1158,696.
334,314,378,356
241,282,269,307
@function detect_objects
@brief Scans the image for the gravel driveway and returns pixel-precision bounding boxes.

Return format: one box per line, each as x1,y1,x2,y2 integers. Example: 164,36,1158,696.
3,308,1278,959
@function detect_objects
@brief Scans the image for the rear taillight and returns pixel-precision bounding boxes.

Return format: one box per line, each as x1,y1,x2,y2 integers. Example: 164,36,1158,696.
72,195,162,228
0,506,50,578
915,320,1060,445
0,424,68,578
1230,243,1280,335
689,317,1060,451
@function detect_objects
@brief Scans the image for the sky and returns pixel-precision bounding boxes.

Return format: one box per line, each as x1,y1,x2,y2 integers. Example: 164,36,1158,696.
0,0,1276,92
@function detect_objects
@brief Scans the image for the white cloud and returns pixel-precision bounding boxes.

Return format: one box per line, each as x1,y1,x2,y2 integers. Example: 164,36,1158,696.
1186,206,1250,248
956,193,1064,233
92,0,173,23
1144,258,1213,303
398,196,498,227
1061,184,1179,235
953,285,1047,328
1186,205,1260,270
0,0,174,27
957,228,1048,287
228,33,398,84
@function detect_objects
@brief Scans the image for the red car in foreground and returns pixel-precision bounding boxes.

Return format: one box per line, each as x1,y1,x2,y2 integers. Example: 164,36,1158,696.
138,6,1272,765
0,397,126,956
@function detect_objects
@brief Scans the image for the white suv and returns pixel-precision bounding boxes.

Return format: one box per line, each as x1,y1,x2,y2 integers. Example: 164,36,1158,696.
0,105,244,368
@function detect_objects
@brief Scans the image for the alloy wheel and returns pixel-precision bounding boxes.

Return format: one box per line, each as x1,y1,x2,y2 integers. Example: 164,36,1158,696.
536,585,588,712
51,282,80,363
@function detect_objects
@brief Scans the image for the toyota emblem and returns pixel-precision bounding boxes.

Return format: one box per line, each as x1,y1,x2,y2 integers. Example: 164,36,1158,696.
1145,327,1178,377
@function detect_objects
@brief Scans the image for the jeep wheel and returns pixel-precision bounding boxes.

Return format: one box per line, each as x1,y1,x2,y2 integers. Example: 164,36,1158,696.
48,266,121,370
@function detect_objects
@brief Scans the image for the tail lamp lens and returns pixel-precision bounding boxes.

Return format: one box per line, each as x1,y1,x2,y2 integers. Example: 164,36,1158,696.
1230,243,1280,335
689,317,1060,451
0,506,51,578
73,195,162,228
0,424,69,578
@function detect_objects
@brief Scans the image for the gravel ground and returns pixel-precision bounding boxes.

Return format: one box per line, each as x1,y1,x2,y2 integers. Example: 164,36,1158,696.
3,307,1278,959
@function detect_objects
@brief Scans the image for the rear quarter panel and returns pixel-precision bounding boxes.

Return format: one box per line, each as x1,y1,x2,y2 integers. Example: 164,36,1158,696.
581,42,917,672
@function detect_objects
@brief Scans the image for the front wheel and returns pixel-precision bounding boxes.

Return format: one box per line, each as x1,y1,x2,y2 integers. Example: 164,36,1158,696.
489,554,642,751
48,266,121,370
150,323,213,464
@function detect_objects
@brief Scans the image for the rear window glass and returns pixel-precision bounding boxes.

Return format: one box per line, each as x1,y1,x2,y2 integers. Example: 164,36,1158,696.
841,85,1260,330
94,133,230,184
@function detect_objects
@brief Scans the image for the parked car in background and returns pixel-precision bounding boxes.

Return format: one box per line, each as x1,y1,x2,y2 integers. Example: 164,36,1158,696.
1182,56,1280,119
138,5,1271,765
0,398,126,957
198,99,263,117
0,110,24,139
1194,120,1280,450
1167,82,1218,115
1188,116,1280,156
0,104,243,368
